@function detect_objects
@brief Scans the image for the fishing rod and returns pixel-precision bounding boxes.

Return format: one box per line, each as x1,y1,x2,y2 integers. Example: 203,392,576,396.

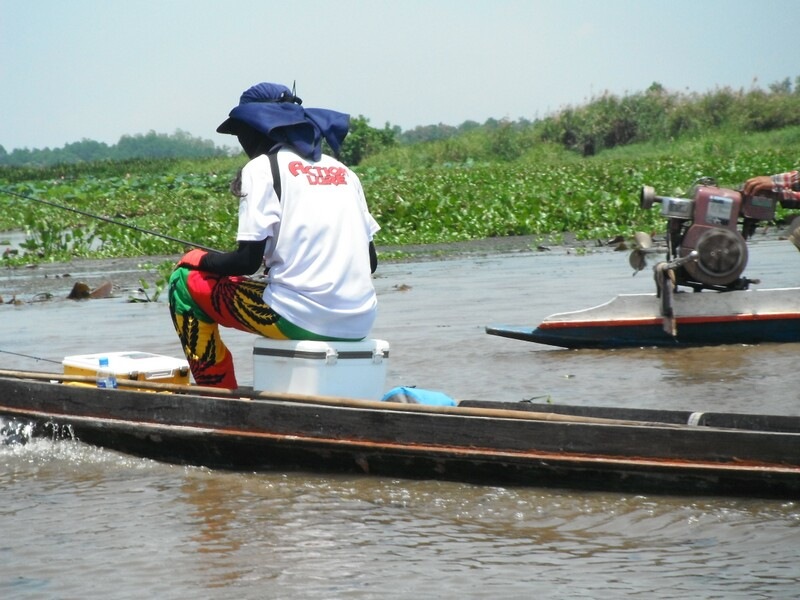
0,349,61,365
0,187,220,253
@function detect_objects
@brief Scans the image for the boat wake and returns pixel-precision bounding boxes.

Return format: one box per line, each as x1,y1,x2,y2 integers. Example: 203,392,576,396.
0,416,185,472
0,417,38,446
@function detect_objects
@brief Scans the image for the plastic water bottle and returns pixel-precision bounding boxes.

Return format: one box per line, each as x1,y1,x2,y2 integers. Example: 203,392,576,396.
96,356,118,389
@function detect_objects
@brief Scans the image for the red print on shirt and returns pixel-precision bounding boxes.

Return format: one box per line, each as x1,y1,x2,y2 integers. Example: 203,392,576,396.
288,161,348,186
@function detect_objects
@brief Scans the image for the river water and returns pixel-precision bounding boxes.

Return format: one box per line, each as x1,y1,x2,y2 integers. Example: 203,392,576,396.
2,238,800,598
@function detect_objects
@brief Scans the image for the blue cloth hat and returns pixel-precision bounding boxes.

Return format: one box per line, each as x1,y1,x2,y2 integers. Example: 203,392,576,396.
216,82,350,161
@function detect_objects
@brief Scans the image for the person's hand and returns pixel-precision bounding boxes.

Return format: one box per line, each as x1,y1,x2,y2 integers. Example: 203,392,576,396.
742,175,774,197
176,248,208,269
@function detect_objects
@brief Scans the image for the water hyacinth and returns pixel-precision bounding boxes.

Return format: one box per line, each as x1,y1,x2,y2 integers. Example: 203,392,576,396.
0,127,798,264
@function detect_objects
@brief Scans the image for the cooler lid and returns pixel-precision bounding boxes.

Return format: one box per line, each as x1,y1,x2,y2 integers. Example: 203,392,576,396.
253,339,390,361
63,351,189,378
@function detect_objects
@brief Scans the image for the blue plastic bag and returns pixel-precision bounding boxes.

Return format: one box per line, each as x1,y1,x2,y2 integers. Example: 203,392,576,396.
381,386,457,406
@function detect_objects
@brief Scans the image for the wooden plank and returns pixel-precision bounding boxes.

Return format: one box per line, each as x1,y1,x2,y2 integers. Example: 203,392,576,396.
460,400,800,433
0,369,681,427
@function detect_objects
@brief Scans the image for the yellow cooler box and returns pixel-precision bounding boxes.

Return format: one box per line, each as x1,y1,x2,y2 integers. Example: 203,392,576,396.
252,338,390,400
63,351,191,386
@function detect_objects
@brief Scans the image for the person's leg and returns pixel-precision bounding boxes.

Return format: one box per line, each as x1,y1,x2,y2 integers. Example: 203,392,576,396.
182,270,284,336
182,270,359,341
168,268,285,389
170,308,238,389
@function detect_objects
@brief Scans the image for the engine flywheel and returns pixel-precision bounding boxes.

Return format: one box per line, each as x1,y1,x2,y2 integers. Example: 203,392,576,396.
683,227,748,286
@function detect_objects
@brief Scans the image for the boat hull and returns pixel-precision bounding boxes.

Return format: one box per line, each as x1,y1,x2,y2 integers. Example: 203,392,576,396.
487,288,800,348
2,372,800,498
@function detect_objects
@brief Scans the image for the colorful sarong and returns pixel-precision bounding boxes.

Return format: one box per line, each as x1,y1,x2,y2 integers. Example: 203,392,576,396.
168,267,355,389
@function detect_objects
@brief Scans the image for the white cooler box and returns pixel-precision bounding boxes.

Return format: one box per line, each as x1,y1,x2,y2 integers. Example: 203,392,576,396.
253,338,390,400
63,351,191,386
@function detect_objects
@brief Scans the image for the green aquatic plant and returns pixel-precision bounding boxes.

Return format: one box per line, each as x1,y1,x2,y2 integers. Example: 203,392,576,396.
0,127,798,264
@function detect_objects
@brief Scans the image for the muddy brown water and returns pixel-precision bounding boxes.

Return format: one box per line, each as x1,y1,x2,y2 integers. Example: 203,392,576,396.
2,237,800,598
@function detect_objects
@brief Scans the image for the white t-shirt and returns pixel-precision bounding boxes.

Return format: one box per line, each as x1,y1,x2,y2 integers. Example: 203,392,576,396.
236,149,380,339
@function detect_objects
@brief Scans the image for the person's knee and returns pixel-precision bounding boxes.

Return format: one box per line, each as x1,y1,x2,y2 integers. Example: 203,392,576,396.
168,267,193,312
168,267,216,324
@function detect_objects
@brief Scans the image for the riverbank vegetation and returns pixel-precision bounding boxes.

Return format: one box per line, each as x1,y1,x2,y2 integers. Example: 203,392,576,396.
1,78,798,266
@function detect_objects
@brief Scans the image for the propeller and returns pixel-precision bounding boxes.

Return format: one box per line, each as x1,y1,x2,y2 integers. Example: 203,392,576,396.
628,231,657,273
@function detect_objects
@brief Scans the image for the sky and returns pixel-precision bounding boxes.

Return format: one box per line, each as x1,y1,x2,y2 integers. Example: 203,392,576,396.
1,0,798,152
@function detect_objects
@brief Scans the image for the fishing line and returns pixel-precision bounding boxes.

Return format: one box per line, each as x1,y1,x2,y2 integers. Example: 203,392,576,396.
0,349,61,365
0,187,220,253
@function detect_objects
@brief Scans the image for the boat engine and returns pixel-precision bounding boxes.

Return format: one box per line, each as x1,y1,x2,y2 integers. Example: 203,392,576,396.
637,179,781,292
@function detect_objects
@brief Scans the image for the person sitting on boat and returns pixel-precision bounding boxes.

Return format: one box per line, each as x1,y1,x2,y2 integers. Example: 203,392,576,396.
168,82,380,390
743,168,800,204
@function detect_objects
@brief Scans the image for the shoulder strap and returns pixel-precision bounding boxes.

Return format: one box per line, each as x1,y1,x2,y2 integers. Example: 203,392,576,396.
268,150,281,201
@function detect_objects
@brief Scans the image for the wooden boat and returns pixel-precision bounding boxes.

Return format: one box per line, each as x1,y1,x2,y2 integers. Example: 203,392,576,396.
486,287,800,349
2,368,800,498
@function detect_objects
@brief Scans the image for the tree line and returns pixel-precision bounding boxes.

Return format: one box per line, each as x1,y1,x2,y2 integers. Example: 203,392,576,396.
0,129,226,167
360,76,800,169
535,77,800,157
3,76,799,168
